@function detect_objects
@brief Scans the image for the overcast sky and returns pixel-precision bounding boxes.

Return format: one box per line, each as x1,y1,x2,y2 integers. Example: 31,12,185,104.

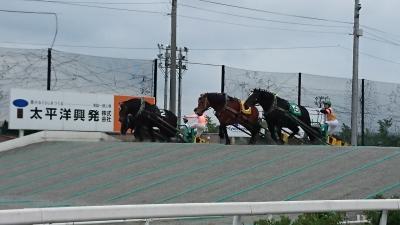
1,0,399,118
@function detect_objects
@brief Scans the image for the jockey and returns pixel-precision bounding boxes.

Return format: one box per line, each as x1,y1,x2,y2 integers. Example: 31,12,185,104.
182,118,190,129
184,114,207,137
320,100,339,135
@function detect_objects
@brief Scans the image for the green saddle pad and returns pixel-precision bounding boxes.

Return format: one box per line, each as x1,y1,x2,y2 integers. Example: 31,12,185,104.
289,103,302,116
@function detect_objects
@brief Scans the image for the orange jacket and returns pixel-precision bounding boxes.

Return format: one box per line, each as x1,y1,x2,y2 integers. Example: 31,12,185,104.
185,114,207,126
320,107,337,121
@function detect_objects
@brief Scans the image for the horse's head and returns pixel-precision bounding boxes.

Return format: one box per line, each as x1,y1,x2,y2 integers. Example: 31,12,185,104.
245,89,262,107
245,89,276,112
118,99,140,135
118,102,129,134
194,93,210,116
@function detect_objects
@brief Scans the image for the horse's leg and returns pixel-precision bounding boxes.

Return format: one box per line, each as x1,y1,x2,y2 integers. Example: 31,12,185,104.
248,124,260,145
135,124,144,142
221,125,230,145
218,126,225,139
276,125,285,145
148,124,156,142
267,122,279,144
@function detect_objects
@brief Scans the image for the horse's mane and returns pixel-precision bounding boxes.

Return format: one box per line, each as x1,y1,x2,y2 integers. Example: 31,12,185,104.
204,92,240,103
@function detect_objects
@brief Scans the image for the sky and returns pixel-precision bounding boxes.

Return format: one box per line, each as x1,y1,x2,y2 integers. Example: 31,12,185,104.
1,0,400,120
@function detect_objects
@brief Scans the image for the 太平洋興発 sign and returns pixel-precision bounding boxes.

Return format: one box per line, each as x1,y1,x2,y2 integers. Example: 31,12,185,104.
9,89,114,132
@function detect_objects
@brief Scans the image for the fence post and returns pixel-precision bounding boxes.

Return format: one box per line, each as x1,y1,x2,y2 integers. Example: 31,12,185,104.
232,215,241,225
221,65,225,93
298,72,302,106
379,210,388,225
361,79,365,146
153,59,158,103
47,48,52,91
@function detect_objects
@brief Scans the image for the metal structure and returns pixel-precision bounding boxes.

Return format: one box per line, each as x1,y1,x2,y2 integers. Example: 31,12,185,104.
157,44,188,124
157,44,171,109
0,199,397,225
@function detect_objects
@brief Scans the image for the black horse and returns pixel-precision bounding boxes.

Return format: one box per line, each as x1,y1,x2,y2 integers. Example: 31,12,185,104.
119,98,177,142
245,89,320,144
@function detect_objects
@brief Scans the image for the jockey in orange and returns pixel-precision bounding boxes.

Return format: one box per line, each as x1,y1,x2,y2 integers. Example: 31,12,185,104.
184,114,207,137
320,100,339,135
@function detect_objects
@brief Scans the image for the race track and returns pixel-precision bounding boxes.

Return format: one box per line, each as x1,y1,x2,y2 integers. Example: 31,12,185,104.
0,141,399,212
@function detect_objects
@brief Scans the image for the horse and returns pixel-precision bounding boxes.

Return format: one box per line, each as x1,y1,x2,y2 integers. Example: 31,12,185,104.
194,92,260,145
245,88,320,144
119,98,177,142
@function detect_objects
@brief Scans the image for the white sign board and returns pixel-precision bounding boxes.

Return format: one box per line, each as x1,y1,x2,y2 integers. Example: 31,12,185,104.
226,124,251,137
9,89,114,132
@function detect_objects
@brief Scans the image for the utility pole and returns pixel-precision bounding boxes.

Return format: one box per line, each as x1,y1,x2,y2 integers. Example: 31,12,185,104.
169,0,177,114
177,47,188,125
351,0,362,146
157,44,171,109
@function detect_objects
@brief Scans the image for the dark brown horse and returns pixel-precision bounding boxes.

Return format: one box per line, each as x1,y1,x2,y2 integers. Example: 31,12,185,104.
194,93,260,145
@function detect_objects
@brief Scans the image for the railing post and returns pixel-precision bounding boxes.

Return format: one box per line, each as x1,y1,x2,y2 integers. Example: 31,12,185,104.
232,215,241,225
379,210,388,225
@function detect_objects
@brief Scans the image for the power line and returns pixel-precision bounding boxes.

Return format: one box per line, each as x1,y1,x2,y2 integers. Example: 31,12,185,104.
23,0,168,4
339,46,400,65
0,40,159,50
0,41,342,53
190,45,341,51
364,36,400,47
180,3,351,29
20,0,167,15
187,61,221,67
195,0,352,25
179,15,349,35
363,31,400,46
0,9,58,48
361,24,400,39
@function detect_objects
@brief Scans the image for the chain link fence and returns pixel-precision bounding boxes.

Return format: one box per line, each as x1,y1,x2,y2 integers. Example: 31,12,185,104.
224,66,400,133
0,47,155,122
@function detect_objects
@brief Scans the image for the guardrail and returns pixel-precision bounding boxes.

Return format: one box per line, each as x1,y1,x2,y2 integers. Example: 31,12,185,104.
0,200,399,225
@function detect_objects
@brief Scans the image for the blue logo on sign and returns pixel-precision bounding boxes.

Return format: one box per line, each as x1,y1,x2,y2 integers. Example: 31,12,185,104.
13,99,29,108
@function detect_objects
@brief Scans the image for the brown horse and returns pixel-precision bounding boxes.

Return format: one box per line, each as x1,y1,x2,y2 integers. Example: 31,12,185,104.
194,92,260,145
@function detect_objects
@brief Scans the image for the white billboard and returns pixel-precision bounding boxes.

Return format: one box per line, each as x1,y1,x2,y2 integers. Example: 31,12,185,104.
9,89,114,132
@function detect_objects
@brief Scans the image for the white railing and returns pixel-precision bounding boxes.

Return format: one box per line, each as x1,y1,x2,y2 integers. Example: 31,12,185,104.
0,200,399,225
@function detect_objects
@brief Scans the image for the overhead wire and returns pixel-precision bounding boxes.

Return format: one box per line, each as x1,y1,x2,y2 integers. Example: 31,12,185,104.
194,0,352,25
23,0,169,5
0,9,58,48
179,3,351,29
339,46,400,65
20,0,167,15
190,45,341,51
179,15,349,35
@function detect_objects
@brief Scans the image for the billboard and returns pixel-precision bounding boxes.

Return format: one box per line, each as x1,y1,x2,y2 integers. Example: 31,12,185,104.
9,89,155,132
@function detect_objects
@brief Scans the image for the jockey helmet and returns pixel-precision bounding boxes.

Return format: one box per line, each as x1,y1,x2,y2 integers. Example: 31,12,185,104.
183,118,188,123
323,100,331,107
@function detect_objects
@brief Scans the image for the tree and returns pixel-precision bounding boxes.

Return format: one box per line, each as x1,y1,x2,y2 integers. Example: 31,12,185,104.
337,123,351,143
254,216,291,225
254,213,343,225
205,115,219,133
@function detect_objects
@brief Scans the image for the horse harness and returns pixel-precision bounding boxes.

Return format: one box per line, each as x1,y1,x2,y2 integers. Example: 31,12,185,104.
263,93,278,116
216,94,252,120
